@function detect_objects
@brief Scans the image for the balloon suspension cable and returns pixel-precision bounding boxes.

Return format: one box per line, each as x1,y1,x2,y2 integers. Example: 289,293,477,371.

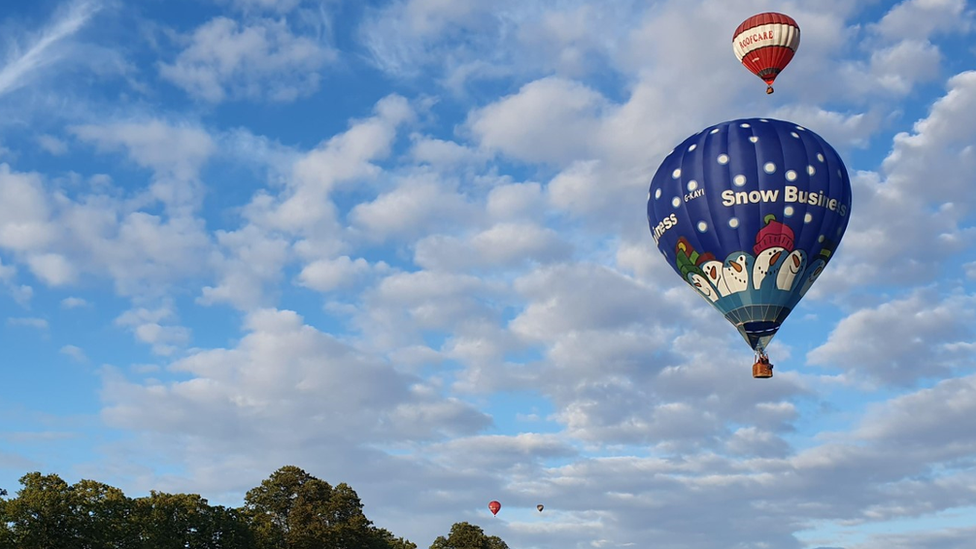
766,86,774,94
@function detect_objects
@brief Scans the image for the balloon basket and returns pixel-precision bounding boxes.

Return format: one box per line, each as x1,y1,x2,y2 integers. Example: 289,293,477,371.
752,354,773,378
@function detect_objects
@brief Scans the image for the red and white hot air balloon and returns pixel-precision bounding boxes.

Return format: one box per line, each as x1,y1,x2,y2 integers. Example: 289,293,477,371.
488,500,501,516
732,12,800,94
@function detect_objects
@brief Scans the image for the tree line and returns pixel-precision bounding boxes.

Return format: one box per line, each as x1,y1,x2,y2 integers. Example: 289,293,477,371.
0,465,508,549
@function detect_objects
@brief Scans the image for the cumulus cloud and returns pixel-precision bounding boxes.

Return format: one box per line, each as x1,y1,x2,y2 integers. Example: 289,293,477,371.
36,134,68,155
99,308,491,497
348,171,479,243
0,166,59,269
414,222,573,272
199,224,290,310
72,120,213,182
808,291,976,387
296,255,371,293
60,344,88,363
114,305,191,356
6,2,976,549
25,252,76,286
872,0,974,40
819,71,976,293
466,77,606,166
159,16,335,103
66,209,213,298
246,94,414,240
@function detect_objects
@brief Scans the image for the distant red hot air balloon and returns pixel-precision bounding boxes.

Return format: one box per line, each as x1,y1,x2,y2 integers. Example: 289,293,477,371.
488,501,501,516
732,12,800,94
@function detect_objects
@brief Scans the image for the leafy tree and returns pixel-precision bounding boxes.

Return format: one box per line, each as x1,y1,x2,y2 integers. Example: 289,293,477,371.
244,465,335,548
72,479,140,548
429,522,509,549
0,487,13,549
3,472,81,549
244,465,414,549
0,466,410,549
132,490,255,549
372,528,418,549
206,505,257,549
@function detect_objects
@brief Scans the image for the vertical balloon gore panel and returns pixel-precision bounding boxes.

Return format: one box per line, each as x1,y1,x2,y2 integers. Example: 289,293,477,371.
646,118,852,352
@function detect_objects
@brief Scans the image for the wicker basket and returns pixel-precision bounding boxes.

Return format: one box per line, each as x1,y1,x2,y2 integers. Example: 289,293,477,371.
752,358,774,378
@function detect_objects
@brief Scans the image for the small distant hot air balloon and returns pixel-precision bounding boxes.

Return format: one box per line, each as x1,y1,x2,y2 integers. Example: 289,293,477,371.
488,501,501,516
537,504,544,512
733,12,800,94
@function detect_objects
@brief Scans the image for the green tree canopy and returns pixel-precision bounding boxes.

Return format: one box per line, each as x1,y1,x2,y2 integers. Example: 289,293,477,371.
429,522,509,549
0,465,415,549
244,465,413,549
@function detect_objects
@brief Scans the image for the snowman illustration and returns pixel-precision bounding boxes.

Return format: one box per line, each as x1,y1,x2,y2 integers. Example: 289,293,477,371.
722,252,754,294
776,249,807,291
798,239,839,296
751,214,795,291
799,257,826,296
700,257,731,296
674,237,721,302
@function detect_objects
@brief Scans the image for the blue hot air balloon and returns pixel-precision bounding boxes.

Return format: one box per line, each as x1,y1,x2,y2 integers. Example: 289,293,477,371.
647,118,852,377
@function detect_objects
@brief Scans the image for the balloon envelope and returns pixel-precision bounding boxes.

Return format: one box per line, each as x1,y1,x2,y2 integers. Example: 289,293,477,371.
488,501,501,515
646,118,852,353
733,12,800,92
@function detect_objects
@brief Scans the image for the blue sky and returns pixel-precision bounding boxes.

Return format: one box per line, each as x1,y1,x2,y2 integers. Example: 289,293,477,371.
1,0,976,547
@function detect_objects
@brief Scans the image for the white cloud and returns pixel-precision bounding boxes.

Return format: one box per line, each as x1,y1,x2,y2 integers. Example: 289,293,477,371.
414,222,573,272
60,344,88,363
292,95,413,195
349,171,479,243
36,134,68,155
873,0,973,40
7,317,48,330
246,95,414,239
359,0,491,78
466,76,606,166
217,0,303,13
856,373,976,452
26,252,76,286
348,269,508,355
199,224,290,310
61,296,89,308
0,164,57,252
7,3,976,548
99,308,491,496
510,263,663,341
360,0,647,93
296,256,371,293
159,16,335,103
115,305,191,356
819,71,976,292
808,291,976,387
67,209,213,298
485,182,545,221
848,527,976,549
72,120,214,181
409,135,486,167
869,39,943,93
